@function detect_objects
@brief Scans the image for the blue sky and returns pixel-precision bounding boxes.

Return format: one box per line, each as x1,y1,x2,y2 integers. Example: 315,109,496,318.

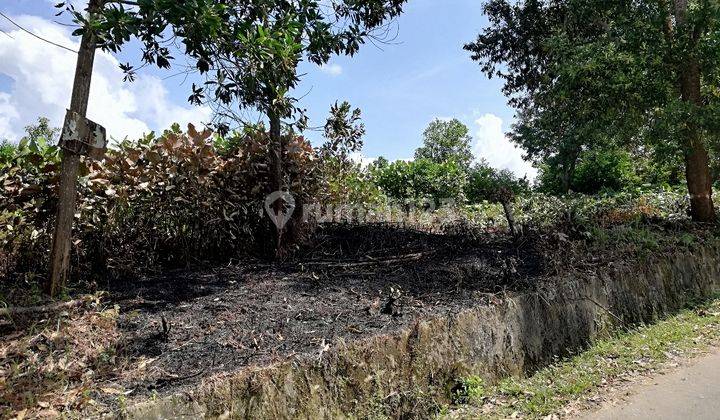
0,0,535,177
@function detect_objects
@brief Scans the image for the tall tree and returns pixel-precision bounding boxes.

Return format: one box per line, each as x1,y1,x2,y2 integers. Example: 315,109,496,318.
466,0,720,222
190,0,406,249
672,0,716,221
415,118,474,170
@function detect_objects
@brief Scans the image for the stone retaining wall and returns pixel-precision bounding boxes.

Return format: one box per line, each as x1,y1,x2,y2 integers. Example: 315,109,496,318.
125,245,720,419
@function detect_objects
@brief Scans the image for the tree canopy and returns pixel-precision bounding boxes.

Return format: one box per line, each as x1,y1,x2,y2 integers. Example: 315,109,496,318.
415,119,474,170
465,0,720,221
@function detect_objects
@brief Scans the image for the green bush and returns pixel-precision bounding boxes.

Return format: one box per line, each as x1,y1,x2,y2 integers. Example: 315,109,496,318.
536,147,684,195
466,162,530,204
317,157,386,206
371,158,467,206
0,140,16,168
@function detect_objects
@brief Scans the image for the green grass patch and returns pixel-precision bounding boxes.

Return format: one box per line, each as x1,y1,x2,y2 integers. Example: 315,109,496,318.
445,296,720,419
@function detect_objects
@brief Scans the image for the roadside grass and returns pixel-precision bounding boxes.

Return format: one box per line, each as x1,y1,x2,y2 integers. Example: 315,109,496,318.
0,297,141,419
445,295,720,419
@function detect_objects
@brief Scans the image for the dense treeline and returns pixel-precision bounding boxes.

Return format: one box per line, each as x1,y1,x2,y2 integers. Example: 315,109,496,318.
464,0,720,222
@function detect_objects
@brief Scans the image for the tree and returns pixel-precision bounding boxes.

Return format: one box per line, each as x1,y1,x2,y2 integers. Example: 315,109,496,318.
415,119,474,170
465,0,720,222
372,159,467,207
317,102,376,204
22,117,60,145
191,1,406,251
466,162,529,236
671,0,717,221
46,0,239,296
319,101,366,165
372,156,390,170
466,161,529,203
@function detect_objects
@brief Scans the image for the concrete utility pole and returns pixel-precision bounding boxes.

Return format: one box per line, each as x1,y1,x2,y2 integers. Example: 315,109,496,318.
46,0,102,297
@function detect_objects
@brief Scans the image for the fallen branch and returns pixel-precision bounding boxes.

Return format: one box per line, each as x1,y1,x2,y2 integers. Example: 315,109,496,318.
304,251,436,268
0,295,97,318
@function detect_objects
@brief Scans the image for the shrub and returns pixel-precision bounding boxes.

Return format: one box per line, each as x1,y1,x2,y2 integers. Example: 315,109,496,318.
0,134,61,287
317,158,386,206
466,162,530,204
1,124,318,289
371,158,467,207
536,147,682,195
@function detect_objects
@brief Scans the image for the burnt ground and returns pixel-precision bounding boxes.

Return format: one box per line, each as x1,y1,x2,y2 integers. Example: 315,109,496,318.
108,224,549,397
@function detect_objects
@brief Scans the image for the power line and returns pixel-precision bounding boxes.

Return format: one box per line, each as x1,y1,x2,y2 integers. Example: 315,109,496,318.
0,27,13,39
0,11,77,53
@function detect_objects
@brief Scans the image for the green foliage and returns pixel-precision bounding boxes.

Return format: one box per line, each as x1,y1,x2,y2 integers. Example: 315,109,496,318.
572,149,641,194
56,0,232,104
180,0,407,132
371,118,529,210
372,158,467,206
0,141,17,169
316,102,384,205
212,124,261,157
320,101,365,162
415,119,474,170
466,161,529,204
22,117,60,145
56,1,407,133
465,0,720,219
372,156,390,170
452,376,486,405
537,148,636,195
537,147,685,195
320,160,386,206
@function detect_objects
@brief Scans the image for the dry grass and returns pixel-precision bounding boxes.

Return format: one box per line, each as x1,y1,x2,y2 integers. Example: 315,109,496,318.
0,296,123,419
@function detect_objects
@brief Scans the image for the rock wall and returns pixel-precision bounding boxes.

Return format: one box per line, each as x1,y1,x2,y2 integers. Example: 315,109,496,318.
125,245,720,419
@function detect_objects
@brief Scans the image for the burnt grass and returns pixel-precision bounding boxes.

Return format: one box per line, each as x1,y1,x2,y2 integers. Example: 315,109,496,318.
107,223,550,397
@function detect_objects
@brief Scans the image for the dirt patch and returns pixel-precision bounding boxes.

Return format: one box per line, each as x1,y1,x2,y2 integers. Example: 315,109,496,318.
109,225,547,398
123,237,720,419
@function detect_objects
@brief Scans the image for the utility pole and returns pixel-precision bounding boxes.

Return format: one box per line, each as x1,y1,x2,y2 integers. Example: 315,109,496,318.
46,0,102,297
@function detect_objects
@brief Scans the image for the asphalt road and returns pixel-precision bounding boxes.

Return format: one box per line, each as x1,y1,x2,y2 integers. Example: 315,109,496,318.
585,350,720,420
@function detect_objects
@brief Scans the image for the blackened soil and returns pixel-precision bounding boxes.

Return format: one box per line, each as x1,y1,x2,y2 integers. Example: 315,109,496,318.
109,224,548,396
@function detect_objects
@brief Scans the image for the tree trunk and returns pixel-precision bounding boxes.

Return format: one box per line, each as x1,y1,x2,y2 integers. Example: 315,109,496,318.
560,164,572,194
269,111,283,194
268,110,284,255
46,2,100,297
501,200,517,237
560,152,577,194
674,0,716,222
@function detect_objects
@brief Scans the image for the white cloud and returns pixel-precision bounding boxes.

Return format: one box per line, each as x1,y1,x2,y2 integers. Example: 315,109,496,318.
0,14,211,143
0,93,20,139
319,63,343,76
472,113,538,180
349,151,377,168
